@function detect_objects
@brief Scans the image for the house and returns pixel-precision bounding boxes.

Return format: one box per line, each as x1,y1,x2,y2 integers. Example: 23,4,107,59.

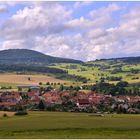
0,92,20,110
61,91,70,97
30,95,41,104
103,95,114,105
0,92,22,103
88,94,104,105
42,91,62,105
28,89,40,98
0,102,17,110
127,108,140,114
127,96,140,104
114,96,129,103
118,103,129,110
76,99,90,108
77,91,88,99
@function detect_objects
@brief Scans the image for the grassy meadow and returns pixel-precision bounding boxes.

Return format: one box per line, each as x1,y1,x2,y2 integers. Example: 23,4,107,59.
0,111,140,138
49,62,140,84
0,59,140,89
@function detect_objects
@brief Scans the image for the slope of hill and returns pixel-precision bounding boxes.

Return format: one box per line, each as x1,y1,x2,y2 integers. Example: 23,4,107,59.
93,56,140,64
49,55,140,84
0,49,82,65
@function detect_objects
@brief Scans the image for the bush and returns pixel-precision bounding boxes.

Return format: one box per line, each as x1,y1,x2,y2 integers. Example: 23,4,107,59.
3,113,8,117
111,68,122,74
39,82,42,85
106,76,122,81
116,81,128,87
15,111,28,116
46,82,50,85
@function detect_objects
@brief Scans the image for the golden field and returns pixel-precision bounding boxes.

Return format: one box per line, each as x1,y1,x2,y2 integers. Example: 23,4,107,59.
0,73,65,85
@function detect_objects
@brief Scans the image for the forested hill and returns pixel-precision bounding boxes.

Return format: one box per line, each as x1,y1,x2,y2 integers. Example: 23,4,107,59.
0,49,83,65
89,56,140,64
110,56,140,63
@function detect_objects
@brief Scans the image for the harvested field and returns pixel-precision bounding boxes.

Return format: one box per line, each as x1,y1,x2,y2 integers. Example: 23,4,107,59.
0,111,15,117
0,73,65,85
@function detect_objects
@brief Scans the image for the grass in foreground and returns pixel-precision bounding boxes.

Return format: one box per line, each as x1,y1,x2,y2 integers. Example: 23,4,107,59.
0,111,140,138
1,128,140,139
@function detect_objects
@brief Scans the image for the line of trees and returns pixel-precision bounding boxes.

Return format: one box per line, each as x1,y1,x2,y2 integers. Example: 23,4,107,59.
82,81,140,96
0,64,67,74
56,74,88,83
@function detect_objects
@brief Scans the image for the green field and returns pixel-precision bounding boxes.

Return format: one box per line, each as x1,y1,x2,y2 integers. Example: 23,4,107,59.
49,62,140,85
0,111,140,138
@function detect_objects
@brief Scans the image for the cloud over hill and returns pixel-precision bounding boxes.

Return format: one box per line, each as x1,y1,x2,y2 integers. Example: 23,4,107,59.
0,1,140,61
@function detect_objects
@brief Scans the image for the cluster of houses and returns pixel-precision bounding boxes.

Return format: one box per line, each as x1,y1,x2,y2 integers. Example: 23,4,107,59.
0,86,140,113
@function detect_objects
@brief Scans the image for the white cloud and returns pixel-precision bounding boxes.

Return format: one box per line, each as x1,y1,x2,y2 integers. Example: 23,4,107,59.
74,1,93,9
66,14,112,32
0,2,72,40
89,3,120,18
1,39,26,50
0,4,8,13
0,2,140,61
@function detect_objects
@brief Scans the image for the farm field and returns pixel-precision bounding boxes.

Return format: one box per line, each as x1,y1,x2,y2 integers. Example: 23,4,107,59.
0,111,15,117
0,111,140,138
0,73,66,87
49,62,140,84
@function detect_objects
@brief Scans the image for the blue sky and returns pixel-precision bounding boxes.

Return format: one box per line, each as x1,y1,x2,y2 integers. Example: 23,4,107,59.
0,1,140,61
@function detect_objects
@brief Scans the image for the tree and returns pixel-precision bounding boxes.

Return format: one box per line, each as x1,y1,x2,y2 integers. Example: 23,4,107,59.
82,79,87,83
18,87,22,91
39,82,42,85
59,84,64,91
38,100,45,110
135,101,140,109
46,82,50,85
116,81,128,87
74,86,80,91
45,86,53,92
28,77,31,81
100,77,105,83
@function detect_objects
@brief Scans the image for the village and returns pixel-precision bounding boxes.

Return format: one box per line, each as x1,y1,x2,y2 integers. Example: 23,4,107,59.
0,85,140,114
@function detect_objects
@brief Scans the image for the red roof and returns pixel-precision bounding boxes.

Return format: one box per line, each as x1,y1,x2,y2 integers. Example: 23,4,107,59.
0,102,16,106
78,99,89,105
61,91,70,97
1,92,21,100
28,90,39,97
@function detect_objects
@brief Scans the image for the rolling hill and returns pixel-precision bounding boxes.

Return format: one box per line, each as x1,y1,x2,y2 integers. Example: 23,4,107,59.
0,49,82,65
93,56,140,64
49,54,140,84
0,49,139,84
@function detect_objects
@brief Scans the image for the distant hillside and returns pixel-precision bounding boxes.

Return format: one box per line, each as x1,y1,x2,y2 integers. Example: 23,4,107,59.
109,56,140,64
90,56,140,64
0,49,82,65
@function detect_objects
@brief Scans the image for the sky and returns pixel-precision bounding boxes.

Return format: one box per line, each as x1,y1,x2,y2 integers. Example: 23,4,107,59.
0,1,140,61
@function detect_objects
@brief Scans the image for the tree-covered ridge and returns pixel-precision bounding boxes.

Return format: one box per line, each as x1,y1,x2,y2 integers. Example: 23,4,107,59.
0,64,67,74
0,64,88,83
0,49,83,65
93,56,140,64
